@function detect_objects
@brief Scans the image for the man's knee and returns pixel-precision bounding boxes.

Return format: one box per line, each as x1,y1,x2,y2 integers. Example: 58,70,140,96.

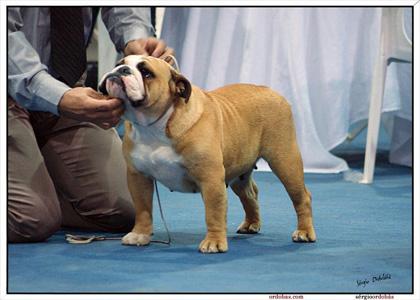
8,199,62,243
92,194,135,232
98,197,135,232
75,192,135,232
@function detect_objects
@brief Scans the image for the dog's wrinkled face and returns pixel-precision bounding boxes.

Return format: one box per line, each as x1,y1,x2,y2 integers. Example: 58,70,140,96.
99,55,191,125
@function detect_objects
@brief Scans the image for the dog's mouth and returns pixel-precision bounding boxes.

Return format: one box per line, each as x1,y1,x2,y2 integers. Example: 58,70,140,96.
99,70,147,107
99,73,119,95
128,97,146,107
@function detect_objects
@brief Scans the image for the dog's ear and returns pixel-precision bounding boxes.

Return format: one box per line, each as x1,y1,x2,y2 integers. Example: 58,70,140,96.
170,69,192,103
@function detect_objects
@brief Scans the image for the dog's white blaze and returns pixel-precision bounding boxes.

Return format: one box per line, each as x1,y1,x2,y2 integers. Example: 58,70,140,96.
118,56,145,100
125,55,145,66
122,74,144,100
129,121,197,193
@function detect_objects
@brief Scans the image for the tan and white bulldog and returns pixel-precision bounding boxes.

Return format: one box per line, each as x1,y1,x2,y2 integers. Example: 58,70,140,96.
99,55,316,253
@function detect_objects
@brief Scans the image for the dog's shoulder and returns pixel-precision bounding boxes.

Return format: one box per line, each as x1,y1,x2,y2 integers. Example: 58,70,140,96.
166,86,207,139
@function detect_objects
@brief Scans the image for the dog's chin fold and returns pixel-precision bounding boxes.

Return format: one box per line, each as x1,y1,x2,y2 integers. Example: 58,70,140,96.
129,98,146,107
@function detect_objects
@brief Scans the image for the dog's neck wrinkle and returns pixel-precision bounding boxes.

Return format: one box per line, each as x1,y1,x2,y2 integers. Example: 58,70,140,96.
166,87,204,139
130,104,174,134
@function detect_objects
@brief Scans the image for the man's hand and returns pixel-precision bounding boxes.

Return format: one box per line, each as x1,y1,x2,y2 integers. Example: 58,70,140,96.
58,87,124,129
124,37,175,59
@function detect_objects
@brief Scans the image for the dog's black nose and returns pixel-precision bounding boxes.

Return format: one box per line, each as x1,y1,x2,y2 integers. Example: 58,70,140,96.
117,66,132,76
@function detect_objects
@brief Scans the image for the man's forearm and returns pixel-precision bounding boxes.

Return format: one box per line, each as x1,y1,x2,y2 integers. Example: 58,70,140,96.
101,7,155,52
8,11,71,114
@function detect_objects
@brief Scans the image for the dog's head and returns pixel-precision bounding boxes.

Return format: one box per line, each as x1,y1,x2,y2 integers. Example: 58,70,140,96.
99,55,191,125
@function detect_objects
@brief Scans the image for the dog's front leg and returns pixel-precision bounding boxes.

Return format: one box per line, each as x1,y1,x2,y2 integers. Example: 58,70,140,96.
122,167,154,246
197,173,228,253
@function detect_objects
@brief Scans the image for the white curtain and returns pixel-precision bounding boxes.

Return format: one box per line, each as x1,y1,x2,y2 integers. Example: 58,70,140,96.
161,7,412,173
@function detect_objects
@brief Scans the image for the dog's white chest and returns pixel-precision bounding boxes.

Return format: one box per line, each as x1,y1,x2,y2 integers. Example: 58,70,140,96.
129,125,197,193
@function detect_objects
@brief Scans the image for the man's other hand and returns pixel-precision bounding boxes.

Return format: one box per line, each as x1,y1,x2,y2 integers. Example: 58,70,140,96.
58,87,124,129
124,37,175,60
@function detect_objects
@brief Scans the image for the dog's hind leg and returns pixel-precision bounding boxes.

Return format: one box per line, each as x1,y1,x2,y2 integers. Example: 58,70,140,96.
231,172,261,234
262,141,316,243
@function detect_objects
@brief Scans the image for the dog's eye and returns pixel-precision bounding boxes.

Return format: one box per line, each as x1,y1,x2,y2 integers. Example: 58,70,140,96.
138,66,154,79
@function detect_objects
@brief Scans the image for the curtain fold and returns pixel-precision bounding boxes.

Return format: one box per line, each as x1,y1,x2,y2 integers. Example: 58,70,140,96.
161,7,412,173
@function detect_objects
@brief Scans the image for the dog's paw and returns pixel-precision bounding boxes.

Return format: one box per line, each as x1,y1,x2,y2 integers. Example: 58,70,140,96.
292,228,316,243
122,232,151,246
199,234,228,253
236,220,261,234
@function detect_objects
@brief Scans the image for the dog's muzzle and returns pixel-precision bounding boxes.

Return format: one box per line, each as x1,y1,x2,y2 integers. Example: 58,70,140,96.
99,66,132,95
99,74,120,94
99,66,146,107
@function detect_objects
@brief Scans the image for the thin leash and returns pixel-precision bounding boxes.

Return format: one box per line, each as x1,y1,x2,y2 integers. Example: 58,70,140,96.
166,54,180,72
65,180,171,245
153,180,172,245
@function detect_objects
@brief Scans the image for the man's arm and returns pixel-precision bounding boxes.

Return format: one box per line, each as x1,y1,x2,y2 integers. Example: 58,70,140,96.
8,8,124,128
7,8,71,115
101,7,174,58
101,7,155,52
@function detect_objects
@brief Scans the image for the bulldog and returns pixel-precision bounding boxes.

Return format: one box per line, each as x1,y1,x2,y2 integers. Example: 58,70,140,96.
99,55,316,253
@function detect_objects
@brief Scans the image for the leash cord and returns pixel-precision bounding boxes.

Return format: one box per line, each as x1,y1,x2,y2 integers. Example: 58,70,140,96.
165,54,180,72
152,180,172,245
65,180,171,245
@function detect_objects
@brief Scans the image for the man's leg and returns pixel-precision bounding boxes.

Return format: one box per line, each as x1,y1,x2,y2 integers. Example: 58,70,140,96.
40,118,135,232
7,100,62,243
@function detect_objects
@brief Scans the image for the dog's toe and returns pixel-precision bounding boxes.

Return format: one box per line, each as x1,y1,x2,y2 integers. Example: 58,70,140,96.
236,220,261,234
199,235,228,253
292,229,316,243
122,232,151,246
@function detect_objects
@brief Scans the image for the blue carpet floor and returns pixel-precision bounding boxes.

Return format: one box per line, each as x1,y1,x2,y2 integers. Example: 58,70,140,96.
8,158,412,293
